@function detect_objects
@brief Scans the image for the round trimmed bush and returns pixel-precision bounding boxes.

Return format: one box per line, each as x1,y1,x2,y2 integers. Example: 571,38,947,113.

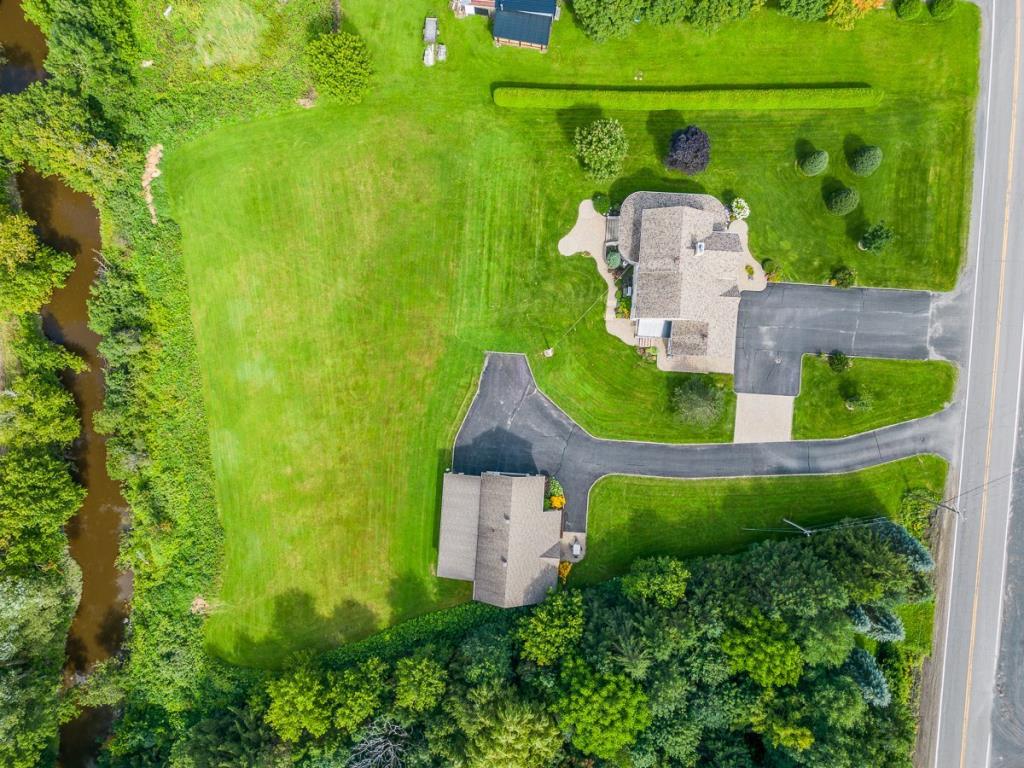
799,149,829,177
930,0,957,18
574,118,629,180
665,125,711,176
895,0,923,18
605,249,622,269
592,192,611,215
849,145,883,177
826,187,860,216
830,265,857,288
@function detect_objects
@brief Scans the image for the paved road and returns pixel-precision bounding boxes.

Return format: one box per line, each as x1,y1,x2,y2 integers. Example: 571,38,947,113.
734,283,938,395
919,1,1024,766
453,353,957,533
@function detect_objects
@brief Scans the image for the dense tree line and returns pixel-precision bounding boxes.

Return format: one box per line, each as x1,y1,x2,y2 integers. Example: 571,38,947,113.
94,523,932,767
570,0,876,38
0,167,84,767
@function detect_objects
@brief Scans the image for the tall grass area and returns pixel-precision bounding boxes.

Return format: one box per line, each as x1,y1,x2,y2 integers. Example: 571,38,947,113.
162,1,977,665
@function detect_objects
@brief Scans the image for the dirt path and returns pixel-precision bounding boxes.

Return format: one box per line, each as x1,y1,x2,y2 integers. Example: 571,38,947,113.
142,144,163,225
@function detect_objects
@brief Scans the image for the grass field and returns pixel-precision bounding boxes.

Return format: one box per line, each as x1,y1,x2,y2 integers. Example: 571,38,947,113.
794,356,958,439
570,455,947,585
164,1,977,665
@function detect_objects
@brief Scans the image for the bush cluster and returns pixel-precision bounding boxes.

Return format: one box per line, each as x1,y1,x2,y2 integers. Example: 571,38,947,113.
930,0,958,18
306,32,372,104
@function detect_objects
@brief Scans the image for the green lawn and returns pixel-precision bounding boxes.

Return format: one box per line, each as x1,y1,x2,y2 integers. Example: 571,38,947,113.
794,355,958,439
571,455,947,585
163,1,977,665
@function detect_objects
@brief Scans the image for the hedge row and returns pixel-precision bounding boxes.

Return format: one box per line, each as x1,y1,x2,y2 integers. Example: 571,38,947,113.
493,85,883,112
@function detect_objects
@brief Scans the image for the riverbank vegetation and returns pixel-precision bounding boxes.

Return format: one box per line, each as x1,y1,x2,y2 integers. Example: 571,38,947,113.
0,168,84,767
793,356,958,439
0,0,977,763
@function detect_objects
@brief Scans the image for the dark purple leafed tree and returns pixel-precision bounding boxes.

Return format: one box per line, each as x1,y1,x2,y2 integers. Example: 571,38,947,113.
665,125,711,175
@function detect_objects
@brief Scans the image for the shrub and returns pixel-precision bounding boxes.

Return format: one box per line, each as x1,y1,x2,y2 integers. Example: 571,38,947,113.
621,557,690,609
826,187,860,216
827,0,874,29
605,249,622,269
394,656,447,713
574,118,629,180
730,197,750,221
592,192,611,215
895,0,923,18
492,86,883,112
830,265,857,288
849,145,883,176
930,0,957,18
671,376,725,427
571,0,649,41
779,0,830,21
665,126,711,175
845,648,892,707
864,606,906,642
517,590,584,666
860,221,895,252
306,32,371,104
799,149,829,176
827,350,851,373
761,257,778,277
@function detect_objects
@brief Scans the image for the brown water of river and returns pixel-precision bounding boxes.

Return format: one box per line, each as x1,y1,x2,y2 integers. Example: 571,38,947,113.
1,1,131,764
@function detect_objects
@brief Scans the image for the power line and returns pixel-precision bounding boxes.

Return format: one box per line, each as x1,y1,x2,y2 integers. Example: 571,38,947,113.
545,264,633,354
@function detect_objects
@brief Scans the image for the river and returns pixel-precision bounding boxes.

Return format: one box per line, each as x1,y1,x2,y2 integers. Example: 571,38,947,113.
0,1,131,764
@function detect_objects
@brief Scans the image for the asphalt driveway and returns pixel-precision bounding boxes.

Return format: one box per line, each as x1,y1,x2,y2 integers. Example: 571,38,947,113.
453,353,956,534
734,283,936,395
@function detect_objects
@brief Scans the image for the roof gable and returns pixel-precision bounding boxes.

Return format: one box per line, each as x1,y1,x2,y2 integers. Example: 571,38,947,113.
498,0,557,14
472,473,559,607
493,9,553,46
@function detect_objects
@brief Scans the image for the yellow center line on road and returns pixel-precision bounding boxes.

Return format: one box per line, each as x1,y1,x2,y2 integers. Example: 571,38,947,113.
959,0,1023,764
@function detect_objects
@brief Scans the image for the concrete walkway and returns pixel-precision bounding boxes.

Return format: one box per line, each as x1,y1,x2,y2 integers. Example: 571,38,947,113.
452,353,957,535
733,393,794,443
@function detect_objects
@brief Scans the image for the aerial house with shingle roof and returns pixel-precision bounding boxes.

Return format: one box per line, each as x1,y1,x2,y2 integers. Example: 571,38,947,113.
616,191,766,374
436,472,562,608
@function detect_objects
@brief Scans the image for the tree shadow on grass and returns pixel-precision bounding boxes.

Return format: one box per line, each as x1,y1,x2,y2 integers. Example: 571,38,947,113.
231,589,380,668
609,168,705,206
645,110,685,163
556,105,603,154
843,133,867,166
794,137,818,164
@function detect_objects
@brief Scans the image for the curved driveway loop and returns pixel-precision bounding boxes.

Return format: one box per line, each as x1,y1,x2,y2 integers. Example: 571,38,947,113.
452,353,958,534
734,283,939,395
